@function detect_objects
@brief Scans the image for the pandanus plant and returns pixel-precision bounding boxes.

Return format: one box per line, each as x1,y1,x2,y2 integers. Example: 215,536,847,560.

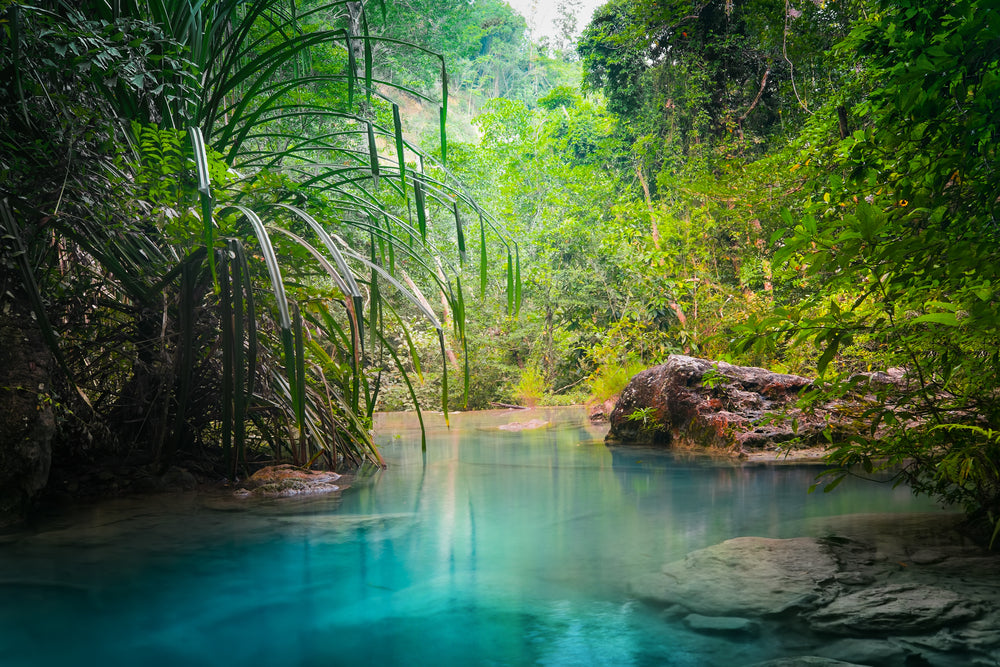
0,0,520,477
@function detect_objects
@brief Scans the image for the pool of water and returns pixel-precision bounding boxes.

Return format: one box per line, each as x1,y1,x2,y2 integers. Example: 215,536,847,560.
0,407,944,666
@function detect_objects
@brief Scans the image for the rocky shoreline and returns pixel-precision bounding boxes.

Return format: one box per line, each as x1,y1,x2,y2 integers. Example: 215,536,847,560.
632,512,1000,666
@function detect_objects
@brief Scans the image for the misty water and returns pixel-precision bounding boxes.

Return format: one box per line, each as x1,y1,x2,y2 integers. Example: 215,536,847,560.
0,407,945,666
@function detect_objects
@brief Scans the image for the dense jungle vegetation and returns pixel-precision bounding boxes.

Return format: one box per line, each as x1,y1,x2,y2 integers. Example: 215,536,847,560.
2,0,999,538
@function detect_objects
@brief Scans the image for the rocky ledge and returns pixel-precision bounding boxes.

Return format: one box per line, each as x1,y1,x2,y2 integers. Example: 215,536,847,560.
606,355,900,458
633,513,1000,666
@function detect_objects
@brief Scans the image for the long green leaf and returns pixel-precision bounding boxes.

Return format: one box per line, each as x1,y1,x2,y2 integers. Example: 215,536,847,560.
232,239,258,401
480,213,488,297
293,302,307,459
220,205,298,423
514,244,522,314
361,5,373,106
456,275,469,409
266,225,363,373
335,244,441,329
506,252,514,314
440,60,448,164
367,121,380,187
188,126,216,288
392,103,406,192
270,203,365,351
220,205,290,328
453,200,466,263
414,178,427,241
438,329,449,427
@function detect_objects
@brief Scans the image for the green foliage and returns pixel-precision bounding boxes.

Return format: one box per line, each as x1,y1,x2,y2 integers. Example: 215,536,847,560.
733,0,1000,533
1,0,517,476
579,0,858,191
589,359,646,405
512,365,546,407
625,405,657,428
700,366,725,390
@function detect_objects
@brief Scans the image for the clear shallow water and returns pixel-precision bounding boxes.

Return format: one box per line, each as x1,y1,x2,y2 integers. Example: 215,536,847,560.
0,407,944,666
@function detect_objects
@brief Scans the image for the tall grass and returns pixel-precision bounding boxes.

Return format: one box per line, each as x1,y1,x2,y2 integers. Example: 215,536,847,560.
588,359,646,404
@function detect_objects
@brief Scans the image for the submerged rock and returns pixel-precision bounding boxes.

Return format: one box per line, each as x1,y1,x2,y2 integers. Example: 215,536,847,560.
814,638,908,666
607,354,895,456
632,536,838,616
682,613,760,636
634,514,1000,666
497,418,549,431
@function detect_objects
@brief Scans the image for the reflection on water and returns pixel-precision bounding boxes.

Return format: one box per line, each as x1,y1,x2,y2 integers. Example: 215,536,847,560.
0,407,943,666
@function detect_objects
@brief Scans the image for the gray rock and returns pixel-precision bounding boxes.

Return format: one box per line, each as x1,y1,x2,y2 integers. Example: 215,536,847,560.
807,583,981,634
683,613,759,635
833,571,876,586
816,638,907,665
631,536,837,616
908,548,951,565
957,612,1000,651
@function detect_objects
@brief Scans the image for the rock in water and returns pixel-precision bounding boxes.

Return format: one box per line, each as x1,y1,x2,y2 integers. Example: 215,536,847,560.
497,418,549,431
631,536,837,617
683,613,760,636
607,354,891,456
234,464,341,498
806,583,981,634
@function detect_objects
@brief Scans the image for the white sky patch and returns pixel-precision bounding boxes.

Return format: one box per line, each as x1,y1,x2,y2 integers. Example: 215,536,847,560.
505,0,608,42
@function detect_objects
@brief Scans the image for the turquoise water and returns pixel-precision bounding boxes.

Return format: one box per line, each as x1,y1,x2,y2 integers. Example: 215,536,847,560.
0,407,943,666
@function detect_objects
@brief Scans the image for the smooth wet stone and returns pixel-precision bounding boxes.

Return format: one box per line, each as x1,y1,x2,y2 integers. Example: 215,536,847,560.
908,548,951,565
631,536,836,616
682,613,759,635
807,583,981,634
958,612,1000,651
816,638,907,665
497,418,549,431
833,571,876,586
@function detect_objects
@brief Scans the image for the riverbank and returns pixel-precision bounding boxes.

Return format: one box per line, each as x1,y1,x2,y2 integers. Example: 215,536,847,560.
634,512,1000,666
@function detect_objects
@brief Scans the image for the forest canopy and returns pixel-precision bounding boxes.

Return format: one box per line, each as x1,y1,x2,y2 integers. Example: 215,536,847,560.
2,0,999,539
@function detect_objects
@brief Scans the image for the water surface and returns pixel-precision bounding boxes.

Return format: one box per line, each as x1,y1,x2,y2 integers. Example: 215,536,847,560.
0,407,944,666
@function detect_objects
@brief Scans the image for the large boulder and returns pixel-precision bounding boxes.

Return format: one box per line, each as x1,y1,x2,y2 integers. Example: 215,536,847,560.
606,355,889,456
